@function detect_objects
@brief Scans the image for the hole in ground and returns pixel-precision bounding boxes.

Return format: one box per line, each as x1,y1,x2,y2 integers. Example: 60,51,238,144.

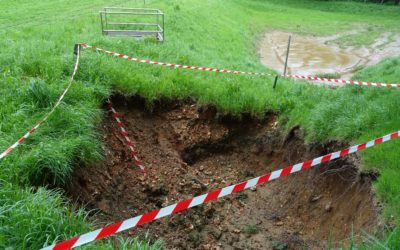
68,94,379,249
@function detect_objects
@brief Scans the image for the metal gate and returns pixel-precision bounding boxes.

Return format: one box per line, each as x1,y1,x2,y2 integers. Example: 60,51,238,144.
100,7,164,41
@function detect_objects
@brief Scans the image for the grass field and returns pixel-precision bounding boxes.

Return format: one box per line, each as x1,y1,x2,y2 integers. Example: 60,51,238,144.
0,0,399,249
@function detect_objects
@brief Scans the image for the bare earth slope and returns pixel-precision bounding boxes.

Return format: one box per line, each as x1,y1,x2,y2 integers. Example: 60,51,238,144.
69,95,378,249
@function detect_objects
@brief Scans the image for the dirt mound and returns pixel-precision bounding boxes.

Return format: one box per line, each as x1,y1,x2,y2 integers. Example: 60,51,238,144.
69,95,378,249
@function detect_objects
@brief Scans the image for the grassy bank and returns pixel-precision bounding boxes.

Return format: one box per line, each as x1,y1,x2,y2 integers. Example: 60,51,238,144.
0,0,399,248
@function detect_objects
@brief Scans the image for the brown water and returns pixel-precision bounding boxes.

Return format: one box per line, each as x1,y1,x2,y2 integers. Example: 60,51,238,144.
259,31,400,77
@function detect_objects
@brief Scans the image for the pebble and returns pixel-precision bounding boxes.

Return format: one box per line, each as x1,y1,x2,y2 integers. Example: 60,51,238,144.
211,228,222,239
325,202,332,212
191,183,202,190
202,244,211,250
311,195,322,202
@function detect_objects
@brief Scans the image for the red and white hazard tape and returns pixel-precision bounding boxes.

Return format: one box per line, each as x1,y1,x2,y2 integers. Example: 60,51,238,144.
80,43,399,88
287,74,400,88
0,45,82,161
81,43,270,76
41,130,400,250
108,100,145,172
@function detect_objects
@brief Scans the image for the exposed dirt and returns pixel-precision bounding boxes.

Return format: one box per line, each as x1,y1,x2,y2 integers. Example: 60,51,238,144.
69,95,379,249
258,30,400,78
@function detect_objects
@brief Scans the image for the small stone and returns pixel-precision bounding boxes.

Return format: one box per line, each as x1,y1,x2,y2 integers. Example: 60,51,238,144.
275,221,284,226
233,229,241,233
325,202,332,212
97,199,110,212
199,165,205,171
227,235,235,244
117,184,124,191
310,195,322,202
202,244,211,250
211,228,222,239
250,186,257,191
162,199,169,207
191,183,202,190
173,239,182,247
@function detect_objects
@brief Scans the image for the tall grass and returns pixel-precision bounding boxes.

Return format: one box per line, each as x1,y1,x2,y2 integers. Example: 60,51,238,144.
0,0,399,248
0,183,163,249
0,184,90,249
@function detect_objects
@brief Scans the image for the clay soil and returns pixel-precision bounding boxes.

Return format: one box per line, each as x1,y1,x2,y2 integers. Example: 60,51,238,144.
69,95,379,249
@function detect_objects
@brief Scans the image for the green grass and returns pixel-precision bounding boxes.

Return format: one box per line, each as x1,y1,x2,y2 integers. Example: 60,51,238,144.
243,224,259,235
0,0,399,249
0,184,89,249
0,183,162,249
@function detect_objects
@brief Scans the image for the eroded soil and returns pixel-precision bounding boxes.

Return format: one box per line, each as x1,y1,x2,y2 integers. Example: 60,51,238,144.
259,31,400,78
69,95,379,249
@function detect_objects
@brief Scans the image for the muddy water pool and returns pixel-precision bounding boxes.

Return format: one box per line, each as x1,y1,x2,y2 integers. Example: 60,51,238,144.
259,31,400,77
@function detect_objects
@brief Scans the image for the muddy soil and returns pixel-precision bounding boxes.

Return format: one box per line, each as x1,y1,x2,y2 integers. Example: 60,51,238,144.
258,31,400,78
69,95,379,249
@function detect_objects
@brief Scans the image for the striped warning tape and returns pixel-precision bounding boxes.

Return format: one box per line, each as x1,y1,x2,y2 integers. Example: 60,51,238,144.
0,45,82,161
287,74,400,88
107,99,146,172
41,130,400,250
80,43,266,76
80,43,400,88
